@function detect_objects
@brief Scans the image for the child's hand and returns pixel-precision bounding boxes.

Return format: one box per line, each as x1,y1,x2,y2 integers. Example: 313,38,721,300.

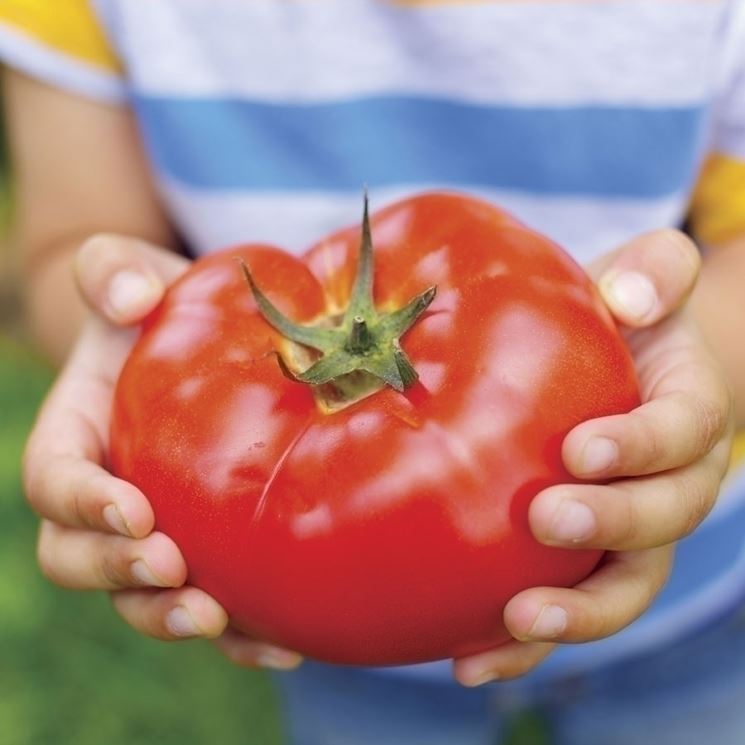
454,230,734,686
23,235,302,671
26,231,731,680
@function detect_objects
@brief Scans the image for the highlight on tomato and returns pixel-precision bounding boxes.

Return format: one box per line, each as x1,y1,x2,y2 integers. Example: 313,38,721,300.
109,192,640,666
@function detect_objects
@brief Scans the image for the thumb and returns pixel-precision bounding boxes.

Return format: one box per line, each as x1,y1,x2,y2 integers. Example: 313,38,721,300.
74,234,190,325
587,229,701,328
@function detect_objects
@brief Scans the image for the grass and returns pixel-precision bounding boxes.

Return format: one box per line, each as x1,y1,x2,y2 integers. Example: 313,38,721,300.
0,337,284,745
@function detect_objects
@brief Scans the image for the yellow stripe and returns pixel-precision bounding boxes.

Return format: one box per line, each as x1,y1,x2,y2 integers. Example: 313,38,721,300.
689,153,745,247
0,0,120,73
732,432,745,470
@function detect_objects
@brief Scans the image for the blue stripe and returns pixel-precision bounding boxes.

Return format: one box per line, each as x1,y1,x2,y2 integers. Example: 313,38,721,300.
134,95,706,198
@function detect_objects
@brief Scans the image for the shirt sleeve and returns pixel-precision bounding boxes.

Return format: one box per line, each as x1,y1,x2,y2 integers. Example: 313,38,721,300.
689,1,745,247
688,154,745,247
0,0,126,103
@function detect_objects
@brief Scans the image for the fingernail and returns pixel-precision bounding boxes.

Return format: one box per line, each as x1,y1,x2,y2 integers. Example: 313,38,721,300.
103,503,132,536
108,270,160,318
548,500,596,543
256,648,304,671
131,559,170,588
602,271,657,321
166,606,202,638
580,436,618,475
527,605,568,639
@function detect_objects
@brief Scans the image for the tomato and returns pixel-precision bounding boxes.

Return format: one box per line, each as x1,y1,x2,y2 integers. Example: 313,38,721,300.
109,192,639,666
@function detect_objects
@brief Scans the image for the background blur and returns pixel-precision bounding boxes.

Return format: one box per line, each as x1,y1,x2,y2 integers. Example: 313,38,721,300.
0,126,284,745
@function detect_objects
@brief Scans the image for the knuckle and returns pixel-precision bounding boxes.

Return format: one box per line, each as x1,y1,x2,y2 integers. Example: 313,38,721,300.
614,486,643,548
585,595,616,638
98,549,128,588
68,490,88,529
655,229,701,274
67,474,107,530
630,413,664,473
690,393,727,454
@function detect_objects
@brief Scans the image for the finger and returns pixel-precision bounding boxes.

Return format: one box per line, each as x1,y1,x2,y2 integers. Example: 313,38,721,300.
36,520,186,591
504,546,673,643
111,586,228,641
23,319,153,536
531,443,729,550
588,230,700,327
562,368,732,480
74,234,189,324
24,452,154,537
453,640,555,687
213,626,304,671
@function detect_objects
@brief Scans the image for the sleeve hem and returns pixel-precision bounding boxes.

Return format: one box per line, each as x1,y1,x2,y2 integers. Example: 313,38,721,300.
0,23,127,105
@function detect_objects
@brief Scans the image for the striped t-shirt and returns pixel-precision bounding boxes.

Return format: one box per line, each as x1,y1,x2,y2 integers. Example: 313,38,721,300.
2,0,745,682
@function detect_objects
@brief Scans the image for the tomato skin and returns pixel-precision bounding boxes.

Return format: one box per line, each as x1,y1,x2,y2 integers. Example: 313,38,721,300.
110,193,640,665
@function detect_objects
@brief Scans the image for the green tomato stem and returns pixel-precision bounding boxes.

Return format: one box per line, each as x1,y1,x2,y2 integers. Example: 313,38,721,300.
240,192,437,396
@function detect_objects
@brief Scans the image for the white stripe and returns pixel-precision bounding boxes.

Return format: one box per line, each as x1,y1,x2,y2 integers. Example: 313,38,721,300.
159,180,688,267
0,23,126,104
715,124,745,161
104,0,725,105
714,0,745,93
710,1,745,158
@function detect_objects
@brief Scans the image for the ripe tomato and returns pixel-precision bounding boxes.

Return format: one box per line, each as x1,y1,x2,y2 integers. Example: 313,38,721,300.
110,193,639,665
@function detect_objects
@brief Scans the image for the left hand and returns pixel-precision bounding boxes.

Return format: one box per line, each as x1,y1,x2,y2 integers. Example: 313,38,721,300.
454,230,735,686
28,236,303,671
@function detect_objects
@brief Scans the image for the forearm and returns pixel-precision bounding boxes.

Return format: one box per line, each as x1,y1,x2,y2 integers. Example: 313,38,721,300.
692,234,745,428
3,69,178,366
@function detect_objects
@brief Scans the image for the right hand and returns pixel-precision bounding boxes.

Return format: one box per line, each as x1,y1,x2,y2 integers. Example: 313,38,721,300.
23,235,302,670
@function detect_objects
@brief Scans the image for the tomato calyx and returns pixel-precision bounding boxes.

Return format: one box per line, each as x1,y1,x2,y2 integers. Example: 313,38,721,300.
240,194,437,397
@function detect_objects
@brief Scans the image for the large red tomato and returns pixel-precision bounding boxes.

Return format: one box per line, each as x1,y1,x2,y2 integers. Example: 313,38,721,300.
110,193,639,666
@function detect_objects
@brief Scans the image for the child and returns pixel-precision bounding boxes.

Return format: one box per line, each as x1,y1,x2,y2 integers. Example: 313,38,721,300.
3,1,745,742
